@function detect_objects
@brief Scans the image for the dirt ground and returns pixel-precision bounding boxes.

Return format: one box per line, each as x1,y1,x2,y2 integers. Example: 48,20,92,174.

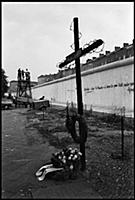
26,105,134,199
2,105,134,199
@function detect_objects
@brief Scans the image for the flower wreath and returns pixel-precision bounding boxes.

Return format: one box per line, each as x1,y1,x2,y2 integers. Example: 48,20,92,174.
66,114,88,144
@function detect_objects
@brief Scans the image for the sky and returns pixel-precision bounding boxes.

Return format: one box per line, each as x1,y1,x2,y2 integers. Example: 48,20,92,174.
2,2,134,82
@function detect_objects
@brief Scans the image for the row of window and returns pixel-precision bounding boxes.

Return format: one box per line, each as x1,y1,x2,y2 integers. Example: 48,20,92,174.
82,45,134,71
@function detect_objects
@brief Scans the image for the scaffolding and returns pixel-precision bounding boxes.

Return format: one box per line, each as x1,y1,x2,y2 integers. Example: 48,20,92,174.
16,68,33,107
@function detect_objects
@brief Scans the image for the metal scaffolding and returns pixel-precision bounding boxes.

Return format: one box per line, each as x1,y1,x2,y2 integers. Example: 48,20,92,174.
16,68,32,99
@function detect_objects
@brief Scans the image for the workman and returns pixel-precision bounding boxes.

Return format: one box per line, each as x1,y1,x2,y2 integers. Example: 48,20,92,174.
17,68,21,80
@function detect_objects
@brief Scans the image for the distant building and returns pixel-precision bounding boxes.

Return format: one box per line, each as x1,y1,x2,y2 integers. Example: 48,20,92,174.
38,73,57,84
37,75,47,84
8,80,38,96
8,80,17,96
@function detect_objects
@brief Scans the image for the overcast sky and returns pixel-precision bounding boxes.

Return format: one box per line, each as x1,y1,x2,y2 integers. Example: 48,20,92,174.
2,2,134,82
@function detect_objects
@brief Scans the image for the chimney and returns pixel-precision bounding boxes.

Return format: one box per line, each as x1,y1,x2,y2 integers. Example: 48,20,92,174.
105,51,110,55
87,59,92,63
115,46,120,51
99,53,104,57
123,43,129,47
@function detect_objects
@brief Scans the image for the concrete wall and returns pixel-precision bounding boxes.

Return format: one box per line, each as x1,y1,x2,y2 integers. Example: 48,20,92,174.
32,57,134,117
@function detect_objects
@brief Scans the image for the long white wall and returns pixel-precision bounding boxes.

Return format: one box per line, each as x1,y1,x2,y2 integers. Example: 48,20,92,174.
32,57,134,117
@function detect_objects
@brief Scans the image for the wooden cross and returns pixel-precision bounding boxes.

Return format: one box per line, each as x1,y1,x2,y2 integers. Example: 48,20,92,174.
59,17,104,170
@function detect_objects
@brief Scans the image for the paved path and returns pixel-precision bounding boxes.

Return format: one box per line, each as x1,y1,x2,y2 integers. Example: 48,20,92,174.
32,179,102,199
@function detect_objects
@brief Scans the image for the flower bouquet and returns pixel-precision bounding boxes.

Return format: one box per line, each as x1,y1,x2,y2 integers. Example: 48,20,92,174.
50,147,82,180
36,147,82,181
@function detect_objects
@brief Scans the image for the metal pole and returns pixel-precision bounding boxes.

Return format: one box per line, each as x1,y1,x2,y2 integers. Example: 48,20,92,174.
73,17,86,170
121,115,124,159
121,107,125,159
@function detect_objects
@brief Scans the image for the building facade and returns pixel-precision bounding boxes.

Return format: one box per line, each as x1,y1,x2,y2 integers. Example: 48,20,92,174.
32,42,134,117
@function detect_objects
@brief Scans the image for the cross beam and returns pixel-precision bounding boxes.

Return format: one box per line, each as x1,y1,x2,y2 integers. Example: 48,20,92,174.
59,39,103,68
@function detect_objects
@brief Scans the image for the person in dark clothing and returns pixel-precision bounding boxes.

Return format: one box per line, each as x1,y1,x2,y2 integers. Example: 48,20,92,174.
25,69,30,81
18,68,21,80
21,70,25,80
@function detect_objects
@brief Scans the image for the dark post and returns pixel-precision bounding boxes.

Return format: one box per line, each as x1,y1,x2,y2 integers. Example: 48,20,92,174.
73,17,86,170
43,108,44,120
121,106,125,159
121,115,124,159
73,17,83,115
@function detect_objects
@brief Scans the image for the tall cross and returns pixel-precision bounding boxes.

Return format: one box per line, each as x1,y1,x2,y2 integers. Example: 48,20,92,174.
59,17,104,170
